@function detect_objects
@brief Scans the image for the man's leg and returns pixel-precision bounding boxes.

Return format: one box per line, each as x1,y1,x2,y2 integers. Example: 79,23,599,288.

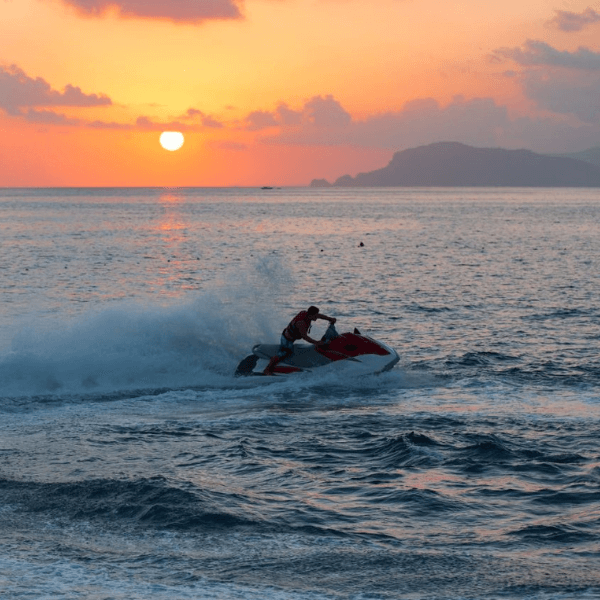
264,337,293,375
263,354,281,375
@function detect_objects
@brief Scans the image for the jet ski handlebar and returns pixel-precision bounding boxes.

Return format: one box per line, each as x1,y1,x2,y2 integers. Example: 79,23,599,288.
319,322,340,344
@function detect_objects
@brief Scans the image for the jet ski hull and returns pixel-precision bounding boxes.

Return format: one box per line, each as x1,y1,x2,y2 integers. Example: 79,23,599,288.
235,327,399,377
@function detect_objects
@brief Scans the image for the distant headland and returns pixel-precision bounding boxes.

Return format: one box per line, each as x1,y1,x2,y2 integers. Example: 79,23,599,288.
310,142,600,187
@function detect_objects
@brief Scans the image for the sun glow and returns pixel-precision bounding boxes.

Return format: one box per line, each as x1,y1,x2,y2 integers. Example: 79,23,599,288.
159,131,184,151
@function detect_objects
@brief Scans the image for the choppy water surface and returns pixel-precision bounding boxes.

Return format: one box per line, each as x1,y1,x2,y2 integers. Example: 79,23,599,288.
1,187,599,599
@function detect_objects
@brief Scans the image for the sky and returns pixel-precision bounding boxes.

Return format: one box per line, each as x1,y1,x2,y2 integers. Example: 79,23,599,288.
1,0,600,186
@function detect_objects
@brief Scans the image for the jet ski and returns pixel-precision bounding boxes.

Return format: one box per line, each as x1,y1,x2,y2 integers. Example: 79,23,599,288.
235,322,399,377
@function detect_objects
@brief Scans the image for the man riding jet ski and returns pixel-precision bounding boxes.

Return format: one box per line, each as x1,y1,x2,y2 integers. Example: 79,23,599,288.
264,306,335,375
235,306,399,377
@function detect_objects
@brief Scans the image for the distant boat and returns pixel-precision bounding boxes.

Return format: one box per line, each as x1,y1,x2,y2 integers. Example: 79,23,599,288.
261,186,274,190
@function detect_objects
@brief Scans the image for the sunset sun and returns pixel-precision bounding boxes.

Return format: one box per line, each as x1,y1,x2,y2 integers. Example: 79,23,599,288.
159,131,184,152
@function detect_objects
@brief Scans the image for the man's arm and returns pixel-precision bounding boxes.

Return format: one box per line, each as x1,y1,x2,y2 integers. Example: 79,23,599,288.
316,313,336,324
297,321,321,345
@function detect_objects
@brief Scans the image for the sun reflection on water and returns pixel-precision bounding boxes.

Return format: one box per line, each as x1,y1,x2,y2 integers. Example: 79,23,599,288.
143,191,203,296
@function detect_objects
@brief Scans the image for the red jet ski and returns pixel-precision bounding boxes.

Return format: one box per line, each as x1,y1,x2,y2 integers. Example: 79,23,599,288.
235,323,399,377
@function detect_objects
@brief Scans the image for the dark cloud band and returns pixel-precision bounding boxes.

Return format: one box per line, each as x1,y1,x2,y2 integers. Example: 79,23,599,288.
55,0,242,22
0,64,111,116
547,8,600,32
493,40,600,71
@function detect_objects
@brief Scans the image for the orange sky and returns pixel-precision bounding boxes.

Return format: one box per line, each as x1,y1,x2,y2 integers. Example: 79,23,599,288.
1,0,600,186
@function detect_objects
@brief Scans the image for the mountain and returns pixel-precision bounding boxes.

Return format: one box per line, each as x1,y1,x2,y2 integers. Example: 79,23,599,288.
550,147,600,169
310,142,600,187
309,178,332,188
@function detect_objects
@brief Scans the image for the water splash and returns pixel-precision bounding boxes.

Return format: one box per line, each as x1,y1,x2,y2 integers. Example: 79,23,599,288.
0,256,295,396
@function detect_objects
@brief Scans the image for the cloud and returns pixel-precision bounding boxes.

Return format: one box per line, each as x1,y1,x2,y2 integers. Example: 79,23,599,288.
521,70,600,123
54,0,242,22
275,103,303,126
0,64,112,116
135,115,196,131
493,39,600,70
547,7,600,32
180,107,224,128
304,94,351,127
491,40,600,122
24,109,81,125
182,108,203,118
88,119,133,129
254,94,600,154
254,95,508,149
89,112,226,131
242,94,353,131
245,110,279,131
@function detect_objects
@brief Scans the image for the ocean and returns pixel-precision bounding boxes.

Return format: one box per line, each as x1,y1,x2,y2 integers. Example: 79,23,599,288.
1,186,599,599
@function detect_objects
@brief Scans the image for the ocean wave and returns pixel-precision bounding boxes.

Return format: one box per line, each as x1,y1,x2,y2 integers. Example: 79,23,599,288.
446,351,521,367
0,476,260,532
509,523,597,543
523,307,600,322
360,433,443,469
